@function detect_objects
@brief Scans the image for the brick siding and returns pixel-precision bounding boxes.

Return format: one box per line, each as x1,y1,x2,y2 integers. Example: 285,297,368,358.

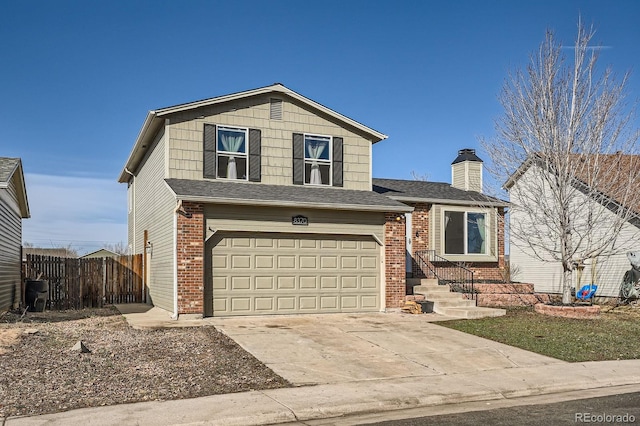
384,213,406,309
410,203,430,277
176,202,205,315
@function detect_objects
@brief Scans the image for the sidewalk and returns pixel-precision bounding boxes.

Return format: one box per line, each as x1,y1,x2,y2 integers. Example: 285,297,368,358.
6,360,640,425
5,305,640,425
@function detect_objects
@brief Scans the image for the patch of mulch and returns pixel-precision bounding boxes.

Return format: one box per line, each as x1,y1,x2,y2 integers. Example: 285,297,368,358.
0,307,291,418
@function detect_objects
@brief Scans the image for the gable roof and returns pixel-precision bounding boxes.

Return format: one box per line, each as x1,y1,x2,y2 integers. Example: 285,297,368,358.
0,157,30,218
165,179,412,213
119,83,387,183
372,178,508,207
504,152,640,216
80,248,119,259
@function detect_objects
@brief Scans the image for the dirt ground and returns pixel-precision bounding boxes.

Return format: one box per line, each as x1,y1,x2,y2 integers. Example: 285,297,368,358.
0,307,290,418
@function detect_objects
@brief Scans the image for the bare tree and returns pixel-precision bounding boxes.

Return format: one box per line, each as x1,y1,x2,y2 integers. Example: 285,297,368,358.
410,170,430,181
482,21,640,304
103,242,128,255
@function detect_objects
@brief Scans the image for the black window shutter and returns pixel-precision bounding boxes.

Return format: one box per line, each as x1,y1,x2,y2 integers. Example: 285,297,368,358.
203,124,217,179
292,133,304,185
248,128,261,182
332,137,343,187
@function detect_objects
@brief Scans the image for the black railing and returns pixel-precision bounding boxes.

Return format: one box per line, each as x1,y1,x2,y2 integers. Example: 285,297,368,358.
415,250,476,301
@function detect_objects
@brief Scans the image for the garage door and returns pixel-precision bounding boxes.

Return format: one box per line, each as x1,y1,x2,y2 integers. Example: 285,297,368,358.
209,232,380,316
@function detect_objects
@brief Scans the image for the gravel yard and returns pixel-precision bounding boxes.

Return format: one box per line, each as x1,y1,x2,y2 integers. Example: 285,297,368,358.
0,307,290,418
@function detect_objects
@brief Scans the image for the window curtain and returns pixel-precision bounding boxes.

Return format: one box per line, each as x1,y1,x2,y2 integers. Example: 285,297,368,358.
307,141,326,184
220,134,244,179
476,215,486,253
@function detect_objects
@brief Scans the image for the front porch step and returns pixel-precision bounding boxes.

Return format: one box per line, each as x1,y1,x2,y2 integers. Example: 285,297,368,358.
413,286,455,298
407,278,439,287
410,279,506,319
437,306,507,319
432,299,477,309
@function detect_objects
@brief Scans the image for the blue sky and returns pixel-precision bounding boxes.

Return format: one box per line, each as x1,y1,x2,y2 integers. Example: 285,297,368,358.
1,0,639,254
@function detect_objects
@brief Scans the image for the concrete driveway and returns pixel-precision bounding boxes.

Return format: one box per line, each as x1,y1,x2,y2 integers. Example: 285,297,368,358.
212,312,564,386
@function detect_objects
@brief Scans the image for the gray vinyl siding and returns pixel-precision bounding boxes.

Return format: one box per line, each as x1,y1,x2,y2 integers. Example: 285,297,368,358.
132,129,175,311
451,165,466,191
0,178,22,311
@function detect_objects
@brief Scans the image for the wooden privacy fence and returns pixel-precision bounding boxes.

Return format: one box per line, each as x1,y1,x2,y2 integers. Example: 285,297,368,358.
24,254,144,310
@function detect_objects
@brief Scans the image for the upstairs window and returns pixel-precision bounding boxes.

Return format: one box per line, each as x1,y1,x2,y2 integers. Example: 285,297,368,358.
304,134,331,185
217,126,247,180
444,210,487,255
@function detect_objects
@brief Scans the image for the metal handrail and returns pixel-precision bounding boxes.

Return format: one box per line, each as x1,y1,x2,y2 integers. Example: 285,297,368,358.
415,250,476,301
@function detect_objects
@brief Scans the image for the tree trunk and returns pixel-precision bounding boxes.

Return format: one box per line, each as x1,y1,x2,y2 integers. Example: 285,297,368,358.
562,267,573,305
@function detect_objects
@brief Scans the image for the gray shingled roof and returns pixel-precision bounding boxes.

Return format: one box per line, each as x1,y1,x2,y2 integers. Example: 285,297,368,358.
372,178,508,207
165,179,413,212
0,157,19,184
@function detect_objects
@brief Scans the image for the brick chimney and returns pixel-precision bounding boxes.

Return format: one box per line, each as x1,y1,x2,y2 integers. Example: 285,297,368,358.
451,148,483,192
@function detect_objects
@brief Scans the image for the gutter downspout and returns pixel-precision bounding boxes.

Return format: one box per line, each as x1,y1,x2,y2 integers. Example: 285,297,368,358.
124,168,135,254
171,199,181,320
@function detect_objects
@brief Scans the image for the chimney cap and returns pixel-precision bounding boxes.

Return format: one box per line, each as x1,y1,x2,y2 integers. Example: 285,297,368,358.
452,148,483,164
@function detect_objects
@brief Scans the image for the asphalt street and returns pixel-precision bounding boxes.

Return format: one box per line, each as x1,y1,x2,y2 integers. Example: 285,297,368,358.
366,391,640,425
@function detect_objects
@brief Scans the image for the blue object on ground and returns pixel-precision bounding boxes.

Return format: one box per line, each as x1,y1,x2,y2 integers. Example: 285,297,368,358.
576,284,597,300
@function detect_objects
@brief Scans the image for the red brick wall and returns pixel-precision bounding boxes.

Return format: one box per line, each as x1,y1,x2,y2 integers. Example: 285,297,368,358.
176,202,204,315
410,203,430,277
384,213,406,309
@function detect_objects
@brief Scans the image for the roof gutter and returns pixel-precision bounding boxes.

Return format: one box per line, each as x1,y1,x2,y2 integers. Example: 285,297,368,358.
118,111,158,183
172,194,413,213
384,195,508,208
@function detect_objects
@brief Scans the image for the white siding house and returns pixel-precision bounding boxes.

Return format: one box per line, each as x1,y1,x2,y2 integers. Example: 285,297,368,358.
508,159,640,298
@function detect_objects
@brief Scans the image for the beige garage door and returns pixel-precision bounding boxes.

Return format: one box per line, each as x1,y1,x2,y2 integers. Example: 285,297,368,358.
209,232,380,316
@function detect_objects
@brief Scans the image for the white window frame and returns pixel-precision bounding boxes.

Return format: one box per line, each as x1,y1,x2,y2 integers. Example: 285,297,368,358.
217,126,249,180
442,207,491,256
303,133,332,186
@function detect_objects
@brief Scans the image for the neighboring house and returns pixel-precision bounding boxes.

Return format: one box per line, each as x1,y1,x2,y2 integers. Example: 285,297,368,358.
373,149,508,282
23,247,72,261
506,153,640,298
119,84,506,318
0,157,29,311
80,248,119,259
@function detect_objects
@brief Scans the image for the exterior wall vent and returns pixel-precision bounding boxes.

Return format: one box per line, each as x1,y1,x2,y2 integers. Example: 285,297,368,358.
270,98,283,120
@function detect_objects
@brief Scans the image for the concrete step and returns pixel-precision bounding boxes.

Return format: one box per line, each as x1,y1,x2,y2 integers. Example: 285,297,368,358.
406,278,439,286
417,291,465,301
432,299,477,309
413,285,451,295
436,306,507,319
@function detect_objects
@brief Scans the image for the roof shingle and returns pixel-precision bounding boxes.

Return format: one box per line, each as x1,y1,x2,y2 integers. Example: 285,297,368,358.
0,157,19,184
372,178,508,207
165,179,413,212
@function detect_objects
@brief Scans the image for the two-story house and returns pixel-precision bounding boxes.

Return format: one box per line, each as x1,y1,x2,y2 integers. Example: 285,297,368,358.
119,84,507,318
119,84,414,318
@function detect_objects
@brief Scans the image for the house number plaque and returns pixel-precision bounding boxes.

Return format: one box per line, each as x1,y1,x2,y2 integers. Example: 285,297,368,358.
292,215,309,226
